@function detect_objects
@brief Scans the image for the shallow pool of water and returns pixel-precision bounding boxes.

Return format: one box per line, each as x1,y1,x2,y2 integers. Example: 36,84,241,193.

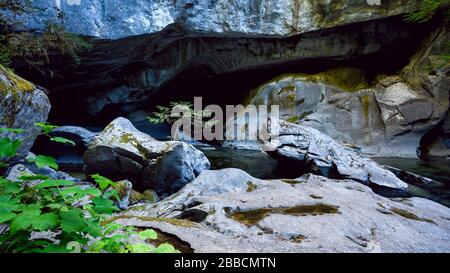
199,147,304,180
373,157,450,207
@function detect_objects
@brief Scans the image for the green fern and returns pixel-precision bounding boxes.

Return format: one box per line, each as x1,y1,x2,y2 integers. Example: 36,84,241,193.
405,0,450,22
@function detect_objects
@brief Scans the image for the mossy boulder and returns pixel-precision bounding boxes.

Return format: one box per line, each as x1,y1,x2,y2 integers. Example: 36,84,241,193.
248,67,369,123
245,60,448,157
129,190,146,205
0,65,51,159
84,117,210,196
128,189,160,205
143,190,160,204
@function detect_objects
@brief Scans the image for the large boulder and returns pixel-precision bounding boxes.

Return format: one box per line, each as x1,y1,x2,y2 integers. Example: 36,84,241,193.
269,120,408,189
83,117,210,195
247,66,449,158
410,27,450,158
32,125,99,171
0,65,51,159
15,13,436,122
52,126,98,148
246,24,450,158
111,169,450,253
7,0,420,39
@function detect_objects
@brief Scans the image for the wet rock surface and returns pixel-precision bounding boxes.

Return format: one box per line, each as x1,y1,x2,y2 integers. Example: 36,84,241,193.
32,126,99,171
15,16,436,124
112,169,450,253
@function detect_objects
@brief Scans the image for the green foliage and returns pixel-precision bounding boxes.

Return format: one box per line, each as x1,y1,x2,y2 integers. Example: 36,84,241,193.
49,137,76,146
139,229,158,240
405,0,450,22
34,180,74,189
0,137,21,159
28,155,59,170
0,1,91,71
148,101,197,125
148,101,219,140
0,125,180,253
35,122,75,146
154,243,179,253
0,122,76,168
35,122,59,135
91,174,116,191
0,175,176,253
86,224,180,253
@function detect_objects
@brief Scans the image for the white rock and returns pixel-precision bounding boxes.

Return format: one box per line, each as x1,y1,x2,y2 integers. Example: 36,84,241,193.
113,169,450,253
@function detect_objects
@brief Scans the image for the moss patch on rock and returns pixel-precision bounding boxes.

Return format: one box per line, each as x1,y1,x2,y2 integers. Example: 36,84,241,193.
391,207,435,224
259,67,370,93
102,215,199,228
246,181,258,192
286,116,299,123
229,204,340,227
361,95,370,119
0,65,35,95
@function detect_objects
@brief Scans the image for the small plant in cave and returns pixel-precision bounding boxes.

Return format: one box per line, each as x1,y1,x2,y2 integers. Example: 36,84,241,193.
405,1,450,70
147,101,219,140
0,0,91,73
0,125,179,253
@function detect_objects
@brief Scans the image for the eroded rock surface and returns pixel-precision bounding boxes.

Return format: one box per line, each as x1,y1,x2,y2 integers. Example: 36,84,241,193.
271,120,408,189
222,115,406,189
7,0,419,39
112,169,450,253
84,117,210,195
246,24,450,158
248,66,449,158
17,16,433,121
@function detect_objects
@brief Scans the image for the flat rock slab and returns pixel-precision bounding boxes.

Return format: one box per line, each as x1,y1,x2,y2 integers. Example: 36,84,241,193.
112,169,450,253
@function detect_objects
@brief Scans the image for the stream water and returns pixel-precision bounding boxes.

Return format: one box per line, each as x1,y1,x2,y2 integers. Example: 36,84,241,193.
200,147,450,207
373,157,450,207
41,121,450,208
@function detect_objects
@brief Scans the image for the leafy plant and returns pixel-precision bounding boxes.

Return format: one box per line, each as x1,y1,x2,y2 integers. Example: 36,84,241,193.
27,155,59,170
0,174,177,253
0,123,74,168
0,1,91,71
91,174,116,191
405,0,450,22
148,101,219,140
0,125,179,253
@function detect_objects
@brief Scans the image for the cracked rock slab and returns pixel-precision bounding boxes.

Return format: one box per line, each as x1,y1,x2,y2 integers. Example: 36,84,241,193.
271,120,408,189
111,169,450,253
